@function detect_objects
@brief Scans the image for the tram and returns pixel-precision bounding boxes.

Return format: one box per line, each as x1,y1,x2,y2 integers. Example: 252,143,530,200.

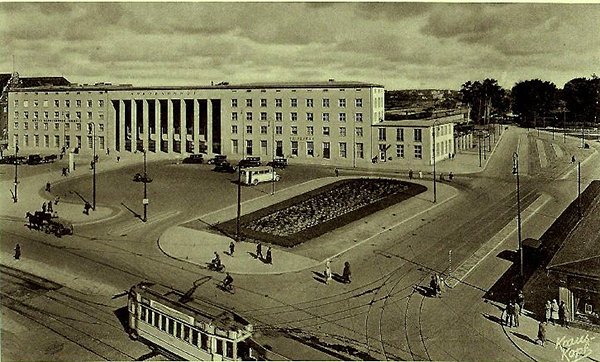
127,282,268,361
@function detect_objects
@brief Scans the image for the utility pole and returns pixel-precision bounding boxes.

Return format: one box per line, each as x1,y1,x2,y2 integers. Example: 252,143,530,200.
478,132,482,167
142,149,148,222
513,152,523,278
13,143,19,203
578,161,581,219
432,121,437,203
271,120,275,196
88,122,97,210
236,166,242,242
563,109,566,143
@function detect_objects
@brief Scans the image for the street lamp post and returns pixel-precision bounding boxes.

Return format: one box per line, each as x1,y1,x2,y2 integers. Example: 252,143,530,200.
13,142,19,203
271,120,275,196
432,120,438,203
512,152,523,278
142,149,148,222
87,122,96,210
563,109,567,143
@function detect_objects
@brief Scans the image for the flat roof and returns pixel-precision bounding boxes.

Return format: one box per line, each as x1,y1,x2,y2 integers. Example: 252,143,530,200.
377,117,462,128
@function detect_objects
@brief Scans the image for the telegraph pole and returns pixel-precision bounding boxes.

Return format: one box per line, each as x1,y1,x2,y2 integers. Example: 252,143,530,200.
143,149,148,222
513,152,523,277
13,143,19,203
563,109,566,143
578,161,581,219
236,166,242,242
478,132,482,167
432,121,437,203
88,122,97,210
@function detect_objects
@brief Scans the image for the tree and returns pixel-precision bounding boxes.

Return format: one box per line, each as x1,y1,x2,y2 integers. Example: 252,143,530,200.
511,79,558,127
562,76,600,125
459,79,506,124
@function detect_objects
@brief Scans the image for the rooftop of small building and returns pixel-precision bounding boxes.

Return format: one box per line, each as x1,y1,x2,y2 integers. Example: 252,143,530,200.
377,110,467,127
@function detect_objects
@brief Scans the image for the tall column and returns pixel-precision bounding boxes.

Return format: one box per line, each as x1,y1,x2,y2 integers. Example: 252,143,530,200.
206,99,213,155
119,99,126,153
193,99,199,153
155,100,161,153
167,99,174,154
142,99,149,151
180,99,186,153
131,99,137,152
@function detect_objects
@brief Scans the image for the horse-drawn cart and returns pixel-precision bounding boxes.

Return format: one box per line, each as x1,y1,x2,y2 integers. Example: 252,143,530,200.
26,211,73,237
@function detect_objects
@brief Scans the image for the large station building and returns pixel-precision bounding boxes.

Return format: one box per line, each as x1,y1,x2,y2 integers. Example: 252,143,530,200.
6,76,466,167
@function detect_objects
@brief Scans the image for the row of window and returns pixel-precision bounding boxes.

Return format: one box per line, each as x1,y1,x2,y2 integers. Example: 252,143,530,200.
15,134,105,150
379,128,422,142
231,98,363,108
390,144,422,159
232,139,364,159
232,125,363,137
139,305,234,359
14,99,105,108
231,111,363,123
14,111,104,121
14,122,105,132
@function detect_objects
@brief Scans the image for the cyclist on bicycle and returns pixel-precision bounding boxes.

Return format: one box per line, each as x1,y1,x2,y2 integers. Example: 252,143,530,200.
222,273,233,290
211,252,221,269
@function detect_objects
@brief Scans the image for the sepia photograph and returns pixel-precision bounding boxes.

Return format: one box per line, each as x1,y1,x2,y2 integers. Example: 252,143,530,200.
0,1,599,361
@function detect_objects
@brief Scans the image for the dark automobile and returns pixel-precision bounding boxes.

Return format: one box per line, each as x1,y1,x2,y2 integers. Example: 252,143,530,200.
182,154,204,164
267,157,288,169
133,173,153,183
207,154,227,166
238,156,261,168
0,155,26,165
43,154,58,163
213,162,236,173
27,154,43,165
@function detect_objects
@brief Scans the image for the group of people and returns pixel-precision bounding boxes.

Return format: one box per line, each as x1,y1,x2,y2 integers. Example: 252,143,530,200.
407,170,453,181
324,260,351,284
545,299,569,328
255,243,272,264
504,290,525,328
429,273,449,297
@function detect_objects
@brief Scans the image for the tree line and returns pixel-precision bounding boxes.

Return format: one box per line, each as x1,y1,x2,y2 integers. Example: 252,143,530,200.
459,75,600,128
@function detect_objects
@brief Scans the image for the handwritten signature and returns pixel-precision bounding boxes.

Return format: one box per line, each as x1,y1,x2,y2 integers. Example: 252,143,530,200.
555,334,596,362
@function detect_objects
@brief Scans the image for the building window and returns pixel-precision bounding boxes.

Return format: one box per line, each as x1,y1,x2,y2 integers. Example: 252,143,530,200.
246,125,252,134
33,122,38,130
378,128,386,141
261,140,268,154
339,113,346,122
98,112,104,120
355,113,363,122
356,127,363,137
76,111,82,120
275,99,282,107
246,140,253,156
260,112,267,121
24,134,28,146
98,123,104,132
246,99,252,107
55,111,60,118
43,100,49,107
414,145,422,159
65,123,70,131
34,135,40,147
23,122,28,130
98,136,104,150
396,144,404,158
24,111,29,119
64,135,70,148
76,100,82,108
65,111,70,119
357,143,364,158
87,100,93,108
246,112,252,121
339,127,346,137
275,112,282,122
232,112,238,121
88,136,93,149
291,141,298,156
231,125,238,134
291,112,298,122
322,113,330,122
396,128,404,141
65,100,70,107
76,135,81,148
14,111,19,119
261,99,267,107
414,129,422,142
307,126,314,135
87,112,92,120
231,99,238,107
307,112,313,122
33,111,39,119
43,123,48,130
291,126,298,135
275,126,282,135
340,142,347,158
14,100,18,107
98,100,104,107
322,98,330,107
232,139,239,154
261,125,267,134
34,100,39,107
54,135,60,148
306,99,314,107
23,100,29,107
339,99,346,108
290,98,298,107
14,121,19,129
307,141,314,156
44,111,49,119
54,100,60,107
355,98,363,107
323,126,330,136
276,140,283,156
54,123,59,130
75,123,81,131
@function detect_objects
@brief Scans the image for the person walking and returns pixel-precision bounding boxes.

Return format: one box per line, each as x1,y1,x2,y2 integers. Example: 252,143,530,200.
571,155,575,164
545,300,552,323
47,201,53,213
45,182,51,192
335,168,339,177
14,244,21,260
229,241,235,256
514,302,520,327
266,247,272,264
419,171,423,179
324,259,332,284
83,202,91,215
116,156,120,163
537,321,547,347
435,274,443,298
54,196,60,205
559,301,569,328
256,243,263,259
42,202,47,213
505,301,515,327
62,167,68,177
342,262,351,284
551,299,559,325
516,290,525,315
448,172,454,181
408,169,413,179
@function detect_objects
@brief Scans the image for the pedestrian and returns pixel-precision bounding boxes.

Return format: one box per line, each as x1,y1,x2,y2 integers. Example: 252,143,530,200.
256,243,263,259
559,301,569,328
516,290,525,315
83,202,91,215
42,202,47,213
90,160,94,170
45,182,51,192
571,155,575,164
324,259,332,284
54,196,60,205
266,247,272,264
419,171,423,179
544,300,552,323
448,172,454,181
116,156,120,163
537,321,547,347
229,241,235,256
505,301,515,327
439,173,445,181
342,261,351,284
408,169,413,179
62,167,68,177
47,201,53,213
551,299,559,325
434,274,442,298
106,148,110,155
14,244,21,260
514,302,520,327
335,168,339,177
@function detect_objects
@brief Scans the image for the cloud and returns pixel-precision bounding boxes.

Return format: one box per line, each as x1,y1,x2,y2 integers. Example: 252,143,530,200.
355,2,432,20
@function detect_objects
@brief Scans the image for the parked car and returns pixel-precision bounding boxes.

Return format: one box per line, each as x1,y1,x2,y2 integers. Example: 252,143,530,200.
238,156,261,168
0,155,26,165
207,154,227,166
43,154,58,163
182,154,204,164
212,162,237,173
27,154,43,165
266,157,288,169
133,173,153,183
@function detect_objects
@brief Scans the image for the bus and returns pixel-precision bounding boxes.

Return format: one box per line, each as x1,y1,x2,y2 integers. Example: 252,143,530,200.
128,282,270,361
240,166,280,186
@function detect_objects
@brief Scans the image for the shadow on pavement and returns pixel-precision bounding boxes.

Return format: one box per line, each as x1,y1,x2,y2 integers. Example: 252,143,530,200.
511,331,538,345
482,312,504,326
120,202,142,220
113,306,129,333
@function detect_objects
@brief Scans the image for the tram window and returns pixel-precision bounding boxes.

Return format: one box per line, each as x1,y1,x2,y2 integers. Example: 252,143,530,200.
176,322,182,339
192,330,198,346
161,315,167,331
201,333,209,350
140,306,146,321
183,326,190,342
168,318,174,335
226,341,234,358
153,312,160,328
216,339,224,355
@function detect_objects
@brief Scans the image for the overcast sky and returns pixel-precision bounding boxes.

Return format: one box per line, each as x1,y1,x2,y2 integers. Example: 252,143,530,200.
1,2,598,90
